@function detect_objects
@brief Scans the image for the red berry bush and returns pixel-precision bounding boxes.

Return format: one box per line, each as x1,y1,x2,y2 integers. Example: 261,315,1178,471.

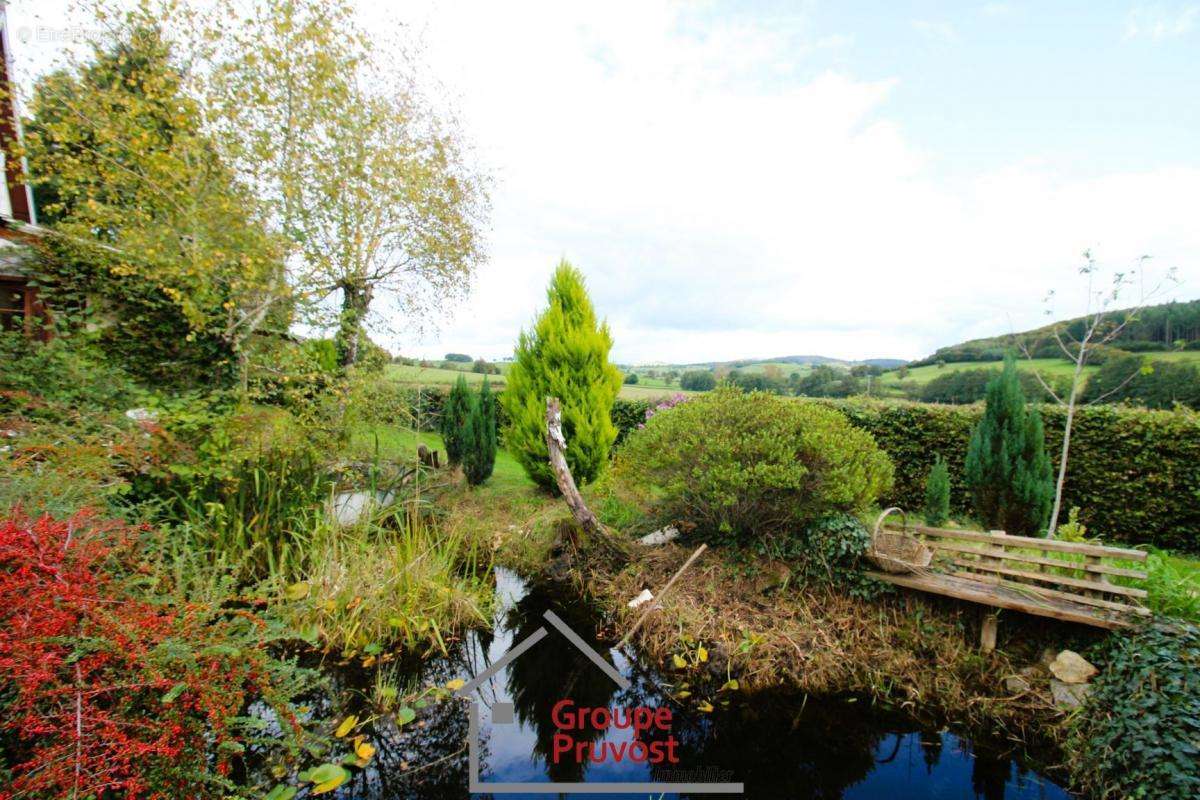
0,510,314,798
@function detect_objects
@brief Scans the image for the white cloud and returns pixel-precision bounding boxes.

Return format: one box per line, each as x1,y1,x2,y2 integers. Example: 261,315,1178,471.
1124,4,1199,40
7,0,1199,363
911,19,959,43
360,1,1198,363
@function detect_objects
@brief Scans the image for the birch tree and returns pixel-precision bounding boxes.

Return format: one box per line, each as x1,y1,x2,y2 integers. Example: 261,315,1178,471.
1019,252,1177,536
207,0,489,367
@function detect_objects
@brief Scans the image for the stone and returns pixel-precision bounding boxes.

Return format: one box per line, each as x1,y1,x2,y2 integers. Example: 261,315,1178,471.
638,526,680,546
1048,650,1097,684
1004,674,1031,693
1050,679,1091,710
1039,647,1058,671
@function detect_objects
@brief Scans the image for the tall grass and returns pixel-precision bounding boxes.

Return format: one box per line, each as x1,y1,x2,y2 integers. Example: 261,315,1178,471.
1142,549,1200,622
280,500,493,655
165,448,331,579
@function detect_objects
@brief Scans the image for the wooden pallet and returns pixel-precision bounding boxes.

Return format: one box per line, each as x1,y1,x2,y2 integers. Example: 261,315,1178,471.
868,523,1149,648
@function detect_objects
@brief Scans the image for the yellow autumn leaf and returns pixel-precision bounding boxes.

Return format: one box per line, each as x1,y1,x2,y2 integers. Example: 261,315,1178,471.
675,690,691,699
721,679,739,692
697,646,708,663
312,776,346,795
361,655,376,668
697,700,714,713
355,741,376,760
284,582,310,601
672,654,687,669
444,678,465,692
334,715,357,738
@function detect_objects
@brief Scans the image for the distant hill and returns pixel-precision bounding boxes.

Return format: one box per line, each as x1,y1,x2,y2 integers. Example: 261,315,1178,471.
909,298,1200,368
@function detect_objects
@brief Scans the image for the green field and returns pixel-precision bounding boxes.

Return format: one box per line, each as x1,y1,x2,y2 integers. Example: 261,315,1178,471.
876,357,1094,392
876,350,1200,396
386,363,693,401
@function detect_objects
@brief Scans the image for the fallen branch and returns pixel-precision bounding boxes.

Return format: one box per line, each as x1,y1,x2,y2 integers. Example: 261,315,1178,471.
545,397,629,562
618,543,707,648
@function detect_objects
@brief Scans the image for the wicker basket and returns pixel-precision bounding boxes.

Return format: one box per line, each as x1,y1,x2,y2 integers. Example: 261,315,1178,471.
869,507,933,574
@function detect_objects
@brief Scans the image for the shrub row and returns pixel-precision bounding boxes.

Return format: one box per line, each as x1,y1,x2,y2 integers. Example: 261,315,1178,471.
817,399,1200,552
386,387,1199,551
393,384,653,442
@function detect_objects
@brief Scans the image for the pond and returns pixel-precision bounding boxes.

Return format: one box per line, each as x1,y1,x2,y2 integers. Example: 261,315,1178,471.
303,568,1073,799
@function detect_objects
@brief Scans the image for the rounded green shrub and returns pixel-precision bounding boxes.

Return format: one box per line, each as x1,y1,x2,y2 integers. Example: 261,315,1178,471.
615,388,894,544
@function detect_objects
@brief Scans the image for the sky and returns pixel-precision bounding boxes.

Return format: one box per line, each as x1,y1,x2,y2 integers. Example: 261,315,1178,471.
7,1,1200,364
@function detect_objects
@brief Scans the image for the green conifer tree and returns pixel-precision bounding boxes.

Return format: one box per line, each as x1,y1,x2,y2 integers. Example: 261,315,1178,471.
963,356,1053,535
440,374,472,465
923,454,951,526
501,260,623,491
462,379,497,485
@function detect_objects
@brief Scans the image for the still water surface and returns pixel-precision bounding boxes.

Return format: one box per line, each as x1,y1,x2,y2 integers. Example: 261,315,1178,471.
310,568,1072,799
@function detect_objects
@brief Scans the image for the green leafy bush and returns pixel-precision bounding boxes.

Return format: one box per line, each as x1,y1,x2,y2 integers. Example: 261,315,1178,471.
610,398,652,445
502,261,622,491
615,388,893,544
0,332,145,416
963,356,1052,535
1070,623,1200,799
758,513,887,599
922,455,950,526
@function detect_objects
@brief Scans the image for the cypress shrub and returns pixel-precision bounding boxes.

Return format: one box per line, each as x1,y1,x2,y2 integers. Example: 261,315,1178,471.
501,261,622,491
963,357,1053,535
923,455,950,526
440,374,472,465
462,379,497,486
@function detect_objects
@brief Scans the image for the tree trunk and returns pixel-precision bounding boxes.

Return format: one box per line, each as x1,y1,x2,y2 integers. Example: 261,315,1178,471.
1048,355,1083,536
337,282,373,368
546,397,628,562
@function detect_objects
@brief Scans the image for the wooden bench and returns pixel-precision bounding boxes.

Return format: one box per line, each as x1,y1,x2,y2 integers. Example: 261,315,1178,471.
866,517,1150,648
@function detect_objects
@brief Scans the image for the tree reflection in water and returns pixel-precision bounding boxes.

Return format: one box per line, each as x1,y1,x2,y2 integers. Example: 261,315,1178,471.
502,579,623,783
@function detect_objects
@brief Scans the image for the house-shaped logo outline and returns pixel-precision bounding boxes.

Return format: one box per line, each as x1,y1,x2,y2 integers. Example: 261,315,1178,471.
453,609,744,794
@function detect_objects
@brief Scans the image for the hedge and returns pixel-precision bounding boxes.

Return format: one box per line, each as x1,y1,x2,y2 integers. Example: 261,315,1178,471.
389,387,1200,552
816,399,1200,552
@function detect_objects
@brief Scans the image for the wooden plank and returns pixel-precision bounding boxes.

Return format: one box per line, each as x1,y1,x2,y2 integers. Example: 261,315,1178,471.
926,541,1147,580
951,570,1150,616
895,524,1148,561
868,571,1131,629
950,559,1148,599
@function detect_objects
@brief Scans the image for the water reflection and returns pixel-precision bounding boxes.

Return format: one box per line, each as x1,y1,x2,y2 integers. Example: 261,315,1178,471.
262,568,1071,799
